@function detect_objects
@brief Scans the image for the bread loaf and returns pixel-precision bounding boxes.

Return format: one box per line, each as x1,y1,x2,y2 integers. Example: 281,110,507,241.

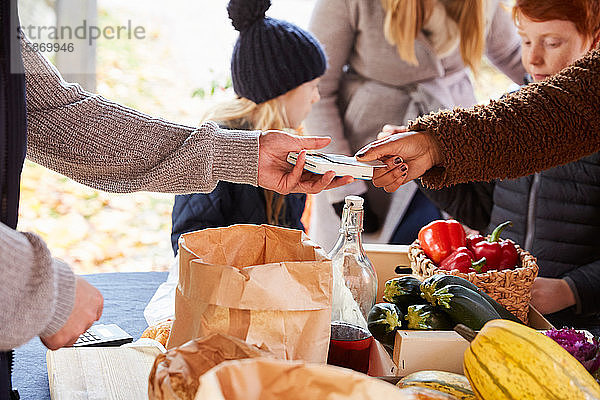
142,319,173,347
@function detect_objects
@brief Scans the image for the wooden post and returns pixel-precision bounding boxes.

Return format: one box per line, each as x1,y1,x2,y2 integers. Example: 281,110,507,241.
54,0,97,92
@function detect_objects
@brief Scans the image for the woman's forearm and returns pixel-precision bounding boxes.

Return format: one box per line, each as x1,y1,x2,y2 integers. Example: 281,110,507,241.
410,49,600,188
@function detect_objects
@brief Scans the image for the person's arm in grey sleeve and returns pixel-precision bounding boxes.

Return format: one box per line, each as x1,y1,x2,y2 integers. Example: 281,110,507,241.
563,260,600,315
485,0,526,83
21,35,259,195
0,223,75,350
419,181,495,231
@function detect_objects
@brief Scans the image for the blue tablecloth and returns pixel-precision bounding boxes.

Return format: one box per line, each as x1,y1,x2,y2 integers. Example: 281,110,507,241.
12,271,168,400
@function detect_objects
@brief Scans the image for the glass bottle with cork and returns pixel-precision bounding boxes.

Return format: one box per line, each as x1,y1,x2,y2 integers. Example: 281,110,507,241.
327,195,377,373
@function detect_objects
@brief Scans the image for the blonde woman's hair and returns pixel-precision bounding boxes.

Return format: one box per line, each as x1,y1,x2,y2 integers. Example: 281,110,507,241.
202,96,294,225
202,96,291,132
381,0,486,71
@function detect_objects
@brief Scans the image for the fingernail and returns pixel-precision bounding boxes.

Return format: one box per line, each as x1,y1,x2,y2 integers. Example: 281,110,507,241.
394,157,405,165
400,164,408,172
356,151,365,158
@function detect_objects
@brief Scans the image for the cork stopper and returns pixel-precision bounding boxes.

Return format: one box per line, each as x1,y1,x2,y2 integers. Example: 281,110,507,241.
344,195,364,211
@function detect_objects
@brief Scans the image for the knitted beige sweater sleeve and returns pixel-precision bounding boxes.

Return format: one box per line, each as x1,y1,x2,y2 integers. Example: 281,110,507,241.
0,224,75,350
1,38,260,349
22,37,260,193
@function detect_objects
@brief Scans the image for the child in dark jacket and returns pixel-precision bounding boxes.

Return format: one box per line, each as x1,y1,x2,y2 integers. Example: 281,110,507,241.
420,0,600,334
170,0,326,254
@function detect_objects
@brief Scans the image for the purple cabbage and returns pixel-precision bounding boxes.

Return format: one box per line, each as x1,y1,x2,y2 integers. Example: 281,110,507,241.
545,328,600,374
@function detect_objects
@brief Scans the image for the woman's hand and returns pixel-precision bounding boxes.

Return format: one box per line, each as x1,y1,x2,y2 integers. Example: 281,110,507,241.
355,129,441,192
258,130,354,194
530,277,576,315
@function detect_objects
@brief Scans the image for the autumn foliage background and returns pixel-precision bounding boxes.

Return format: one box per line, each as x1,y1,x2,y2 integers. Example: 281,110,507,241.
17,0,515,274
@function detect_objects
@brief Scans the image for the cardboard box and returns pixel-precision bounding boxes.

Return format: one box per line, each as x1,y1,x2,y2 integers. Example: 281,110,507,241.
364,244,410,302
364,244,555,376
392,306,554,376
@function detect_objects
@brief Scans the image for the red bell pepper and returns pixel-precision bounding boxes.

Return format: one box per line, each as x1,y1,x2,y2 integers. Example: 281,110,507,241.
469,221,519,271
466,234,485,249
418,219,466,265
440,247,487,273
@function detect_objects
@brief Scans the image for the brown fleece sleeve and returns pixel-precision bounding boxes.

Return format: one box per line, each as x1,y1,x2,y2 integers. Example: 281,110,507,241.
409,49,600,189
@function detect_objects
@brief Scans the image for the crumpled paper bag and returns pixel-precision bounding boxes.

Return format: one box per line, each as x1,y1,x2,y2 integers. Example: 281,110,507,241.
167,224,332,363
148,333,273,400
194,358,409,400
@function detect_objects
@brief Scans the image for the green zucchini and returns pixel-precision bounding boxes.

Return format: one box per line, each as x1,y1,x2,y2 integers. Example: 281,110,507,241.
421,275,477,303
405,304,454,330
421,274,522,323
430,285,501,330
367,303,403,348
383,276,427,312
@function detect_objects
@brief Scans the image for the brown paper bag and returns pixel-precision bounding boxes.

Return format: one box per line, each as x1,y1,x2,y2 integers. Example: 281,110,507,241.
148,333,273,400
194,358,409,400
167,225,332,363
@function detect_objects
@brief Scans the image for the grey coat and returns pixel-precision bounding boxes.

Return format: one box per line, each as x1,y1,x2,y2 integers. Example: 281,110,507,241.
305,0,525,251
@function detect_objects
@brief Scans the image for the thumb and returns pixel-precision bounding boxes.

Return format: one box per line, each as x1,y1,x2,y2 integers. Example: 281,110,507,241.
297,136,331,151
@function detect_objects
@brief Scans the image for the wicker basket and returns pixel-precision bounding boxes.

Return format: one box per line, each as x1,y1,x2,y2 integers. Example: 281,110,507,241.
408,240,538,323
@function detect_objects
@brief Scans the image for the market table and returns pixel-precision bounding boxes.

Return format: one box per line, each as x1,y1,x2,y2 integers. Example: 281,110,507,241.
12,271,168,400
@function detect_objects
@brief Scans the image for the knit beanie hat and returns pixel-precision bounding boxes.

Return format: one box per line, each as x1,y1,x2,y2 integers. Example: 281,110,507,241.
227,0,327,104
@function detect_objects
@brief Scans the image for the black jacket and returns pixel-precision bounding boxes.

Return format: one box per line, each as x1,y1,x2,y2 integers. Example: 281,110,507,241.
170,120,306,254
1,0,27,230
1,0,27,397
421,151,600,331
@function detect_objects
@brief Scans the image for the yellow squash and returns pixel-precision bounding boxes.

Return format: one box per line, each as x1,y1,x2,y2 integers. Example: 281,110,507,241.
462,319,600,400
398,371,475,400
397,386,460,399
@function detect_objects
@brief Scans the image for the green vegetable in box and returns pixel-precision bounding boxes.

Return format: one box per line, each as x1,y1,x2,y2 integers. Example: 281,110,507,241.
405,304,454,331
382,276,427,313
421,274,522,323
429,284,500,330
367,302,403,348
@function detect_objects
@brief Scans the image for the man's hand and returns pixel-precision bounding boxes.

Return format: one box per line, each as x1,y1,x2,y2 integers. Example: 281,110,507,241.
258,130,354,194
41,276,104,350
530,277,576,315
355,130,441,193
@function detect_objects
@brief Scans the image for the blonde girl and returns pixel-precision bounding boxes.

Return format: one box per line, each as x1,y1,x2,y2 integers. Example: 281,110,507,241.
169,0,325,254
